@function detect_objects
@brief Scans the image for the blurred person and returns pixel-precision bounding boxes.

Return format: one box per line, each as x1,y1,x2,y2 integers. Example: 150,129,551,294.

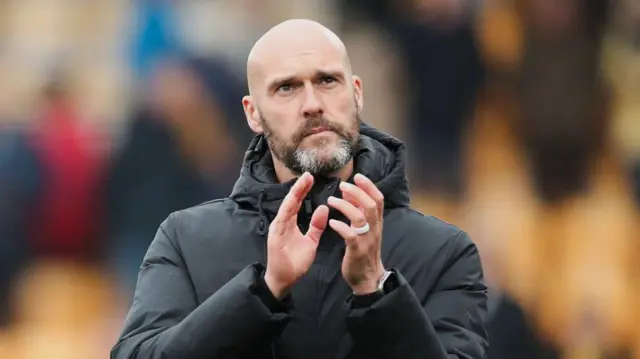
457,88,564,359
27,75,108,261
112,19,488,359
0,75,113,359
0,126,41,327
514,0,611,204
339,0,484,203
106,56,247,298
466,1,640,357
508,2,640,357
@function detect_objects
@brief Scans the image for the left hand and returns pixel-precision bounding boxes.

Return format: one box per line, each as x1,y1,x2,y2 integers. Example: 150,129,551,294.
327,174,386,295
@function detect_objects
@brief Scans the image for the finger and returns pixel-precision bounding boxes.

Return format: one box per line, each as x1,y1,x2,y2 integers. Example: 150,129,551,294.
353,174,384,216
327,196,367,227
339,181,377,222
276,172,313,221
329,219,358,248
305,205,329,243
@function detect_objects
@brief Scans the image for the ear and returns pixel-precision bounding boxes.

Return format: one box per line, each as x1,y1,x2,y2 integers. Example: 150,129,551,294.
352,75,363,113
242,95,263,134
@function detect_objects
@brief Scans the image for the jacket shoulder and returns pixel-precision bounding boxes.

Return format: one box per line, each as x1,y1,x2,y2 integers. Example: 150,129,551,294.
384,207,478,271
158,198,264,278
390,207,469,246
173,198,238,221
161,198,244,244
409,208,465,236
384,208,484,301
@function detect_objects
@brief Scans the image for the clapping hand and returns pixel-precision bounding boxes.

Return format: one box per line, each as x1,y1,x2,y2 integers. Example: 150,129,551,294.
327,174,386,295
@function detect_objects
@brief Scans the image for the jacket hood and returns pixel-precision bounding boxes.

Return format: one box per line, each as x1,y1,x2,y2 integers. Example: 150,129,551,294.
229,122,410,222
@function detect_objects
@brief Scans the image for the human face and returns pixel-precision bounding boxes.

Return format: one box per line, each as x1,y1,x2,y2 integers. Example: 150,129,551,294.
244,36,364,177
259,97,361,176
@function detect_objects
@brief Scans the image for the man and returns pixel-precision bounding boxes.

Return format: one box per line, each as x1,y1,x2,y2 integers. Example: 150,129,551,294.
111,19,488,359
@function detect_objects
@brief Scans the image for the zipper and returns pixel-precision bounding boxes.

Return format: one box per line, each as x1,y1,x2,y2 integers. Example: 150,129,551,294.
304,199,312,216
297,199,313,233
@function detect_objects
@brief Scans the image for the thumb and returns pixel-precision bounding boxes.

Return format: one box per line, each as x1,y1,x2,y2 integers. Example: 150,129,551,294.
305,205,329,243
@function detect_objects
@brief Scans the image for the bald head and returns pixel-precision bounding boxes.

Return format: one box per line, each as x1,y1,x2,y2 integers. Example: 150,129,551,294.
246,19,352,96
240,19,364,180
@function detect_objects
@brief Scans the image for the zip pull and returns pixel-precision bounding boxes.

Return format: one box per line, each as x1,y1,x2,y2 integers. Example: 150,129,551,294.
304,199,312,215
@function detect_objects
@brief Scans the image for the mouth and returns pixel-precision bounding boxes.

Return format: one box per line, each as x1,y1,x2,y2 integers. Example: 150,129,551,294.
307,126,330,135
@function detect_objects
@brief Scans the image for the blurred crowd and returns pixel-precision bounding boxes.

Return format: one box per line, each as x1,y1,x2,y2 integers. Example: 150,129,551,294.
0,0,638,358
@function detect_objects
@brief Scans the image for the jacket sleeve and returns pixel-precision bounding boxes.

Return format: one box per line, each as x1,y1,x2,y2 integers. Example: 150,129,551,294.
345,230,488,358
110,214,294,359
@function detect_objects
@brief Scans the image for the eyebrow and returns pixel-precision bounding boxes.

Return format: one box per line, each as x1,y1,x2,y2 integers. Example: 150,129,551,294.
267,69,345,91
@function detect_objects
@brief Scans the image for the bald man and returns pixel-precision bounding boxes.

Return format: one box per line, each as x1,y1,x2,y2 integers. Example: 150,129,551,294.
112,19,488,359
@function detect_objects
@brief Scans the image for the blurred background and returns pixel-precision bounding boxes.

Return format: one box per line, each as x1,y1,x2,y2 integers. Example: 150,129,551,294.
0,0,638,358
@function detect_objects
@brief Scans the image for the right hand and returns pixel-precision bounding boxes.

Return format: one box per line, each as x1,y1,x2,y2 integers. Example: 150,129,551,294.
264,172,329,299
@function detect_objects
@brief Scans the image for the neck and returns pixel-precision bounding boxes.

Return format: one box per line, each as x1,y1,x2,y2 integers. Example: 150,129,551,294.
272,156,354,183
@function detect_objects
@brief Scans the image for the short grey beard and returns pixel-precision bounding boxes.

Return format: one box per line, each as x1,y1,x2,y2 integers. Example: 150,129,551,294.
293,137,352,175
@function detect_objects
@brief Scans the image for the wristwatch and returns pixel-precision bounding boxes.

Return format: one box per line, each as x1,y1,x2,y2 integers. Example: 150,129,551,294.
351,270,399,308
377,270,399,295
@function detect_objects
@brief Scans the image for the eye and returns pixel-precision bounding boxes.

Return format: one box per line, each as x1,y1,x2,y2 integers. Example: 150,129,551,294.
321,76,336,84
277,83,294,93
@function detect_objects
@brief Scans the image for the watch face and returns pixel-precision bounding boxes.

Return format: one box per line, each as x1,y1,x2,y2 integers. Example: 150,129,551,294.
382,272,398,293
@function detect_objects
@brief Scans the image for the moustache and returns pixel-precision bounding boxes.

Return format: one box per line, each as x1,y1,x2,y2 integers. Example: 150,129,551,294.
293,117,346,144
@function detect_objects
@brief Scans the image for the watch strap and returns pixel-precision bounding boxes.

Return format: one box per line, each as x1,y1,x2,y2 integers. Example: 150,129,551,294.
350,270,398,309
350,290,385,308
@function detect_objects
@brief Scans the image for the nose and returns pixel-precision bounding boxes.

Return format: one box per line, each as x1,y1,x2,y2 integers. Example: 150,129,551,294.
301,85,323,117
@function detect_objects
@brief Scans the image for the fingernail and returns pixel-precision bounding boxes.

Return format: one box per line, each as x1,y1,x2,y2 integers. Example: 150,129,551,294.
327,196,337,203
